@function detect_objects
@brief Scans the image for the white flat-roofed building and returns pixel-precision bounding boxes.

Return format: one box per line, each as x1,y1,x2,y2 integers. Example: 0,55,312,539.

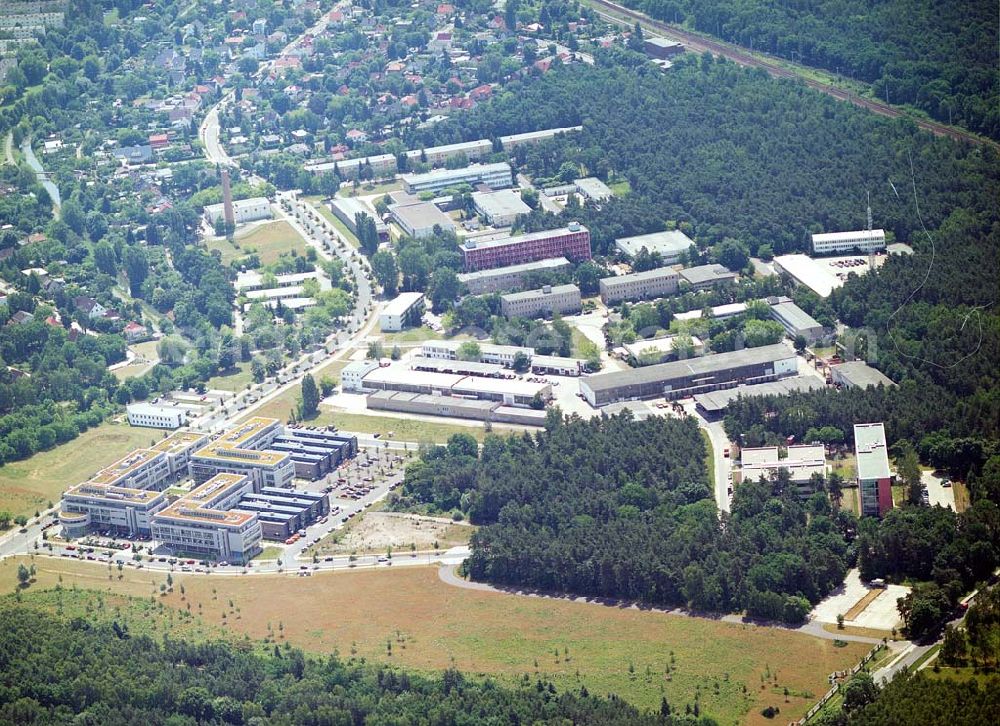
500,284,581,319
499,126,582,150
622,335,705,365
203,197,272,226
580,344,797,406
472,189,532,227
151,473,262,563
305,153,397,178
599,267,680,304
235,270,327,292
531,355,584,376
679,264,738,290
831,361,896,389
812,229,886,255
768,298,825,342
457,256,572,295
191,417,294,489
60,481,168,539
773,254,842,298
739,444,826,493
401,162,512,195
451,376,551,406
404,139,493,167
341,360,380,392
574,177,613,201
361,366,466,395
855,422,892,517
389,201,456,239
379,292,425,332
329,196,389,239
615,230,694,264
150,431,209,479
420,340,533,367
127,402,187,429
674,302,748,322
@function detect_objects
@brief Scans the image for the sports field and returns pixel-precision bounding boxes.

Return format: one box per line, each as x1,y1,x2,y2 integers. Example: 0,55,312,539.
3,558,867,725
0,423,156,517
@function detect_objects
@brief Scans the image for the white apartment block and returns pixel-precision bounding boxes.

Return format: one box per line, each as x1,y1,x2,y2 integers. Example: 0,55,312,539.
403,139,493,167
379,292,425,332
500,284,582,319
127,402,187,429
203,197,273,226
599,267,680,304
811,229,886,255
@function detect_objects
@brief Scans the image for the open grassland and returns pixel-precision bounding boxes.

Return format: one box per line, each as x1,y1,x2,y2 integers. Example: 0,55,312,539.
2,557,867,725
207,221,307,266
207,361,254,393
314,412,504,443
0,423,156,517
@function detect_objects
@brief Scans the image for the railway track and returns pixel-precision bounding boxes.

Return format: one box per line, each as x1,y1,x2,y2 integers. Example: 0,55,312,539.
588,0,994,148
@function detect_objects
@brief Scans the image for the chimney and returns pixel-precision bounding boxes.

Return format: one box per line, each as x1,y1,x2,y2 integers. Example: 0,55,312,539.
221,169,235,228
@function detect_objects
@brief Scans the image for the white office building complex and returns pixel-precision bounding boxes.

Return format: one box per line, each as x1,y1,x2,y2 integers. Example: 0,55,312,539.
191,417,294,489
341,360,380,392
614,230,694,264
126,402,187,429
811,229,885,256
472,189,532,227
421,340,533,367
203,197,272,226
151,473,263,563
379,292,425,332
500,284,581,319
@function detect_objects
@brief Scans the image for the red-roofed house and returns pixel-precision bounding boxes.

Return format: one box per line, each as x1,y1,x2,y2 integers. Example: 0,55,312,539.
123,321,148,342
148,133,170,151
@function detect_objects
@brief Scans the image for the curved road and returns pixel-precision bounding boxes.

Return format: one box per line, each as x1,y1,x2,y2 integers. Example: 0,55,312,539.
438,565,886,645
587,0,994,148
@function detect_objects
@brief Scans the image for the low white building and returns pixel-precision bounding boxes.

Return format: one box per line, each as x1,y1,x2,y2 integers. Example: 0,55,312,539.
472,189,532,227
811,229,885,256
379,292,425,332
500,284,581,319
341,360,380,392
203,197,273,227
127,402,187,429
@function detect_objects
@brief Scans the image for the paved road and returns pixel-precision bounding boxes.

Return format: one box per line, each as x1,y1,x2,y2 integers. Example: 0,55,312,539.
586,0,994,148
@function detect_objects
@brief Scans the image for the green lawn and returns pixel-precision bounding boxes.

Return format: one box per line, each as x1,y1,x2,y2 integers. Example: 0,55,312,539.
315,412,503,444
339,180,401,197
243,359,350,423
609,179,631,196
380,326,445,344
207,221,308,266
0,422,159,517
207,361,254,393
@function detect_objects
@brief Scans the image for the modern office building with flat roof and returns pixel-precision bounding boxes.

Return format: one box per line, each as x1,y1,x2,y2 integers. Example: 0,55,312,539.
126,402,187,429
420,340,533,367
812,229,885,255
379,291,425,332
461,223,591,271
773,254,842,297
499,126,582,150
679,264,738,290
768,297,825,342
599,267,680,304
457,256,571,295
614,230,694,263
472,189,532,227
579,344,797,406
831,361,896,389
401,162,512,195
191,417,294,489
500,284,581,319
855,423,893,517
739,444,826,496
389,201,456,239
151,473,263,563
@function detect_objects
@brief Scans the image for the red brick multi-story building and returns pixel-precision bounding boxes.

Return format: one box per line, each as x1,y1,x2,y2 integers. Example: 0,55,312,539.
461,224,591,272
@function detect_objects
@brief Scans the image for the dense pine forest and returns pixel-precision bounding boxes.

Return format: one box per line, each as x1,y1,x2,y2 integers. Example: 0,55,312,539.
0,606,708,725
619,0,1000,140
414,52,999,256
398,415,852,622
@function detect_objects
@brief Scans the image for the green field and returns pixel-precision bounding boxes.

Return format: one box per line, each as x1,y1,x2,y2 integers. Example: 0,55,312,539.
380,326,446,344
339,180,401,197
207,221,308,266
316,411,502,443
1,558,868,726
0,422,158,517
207,361,254,393
609,179,631,196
